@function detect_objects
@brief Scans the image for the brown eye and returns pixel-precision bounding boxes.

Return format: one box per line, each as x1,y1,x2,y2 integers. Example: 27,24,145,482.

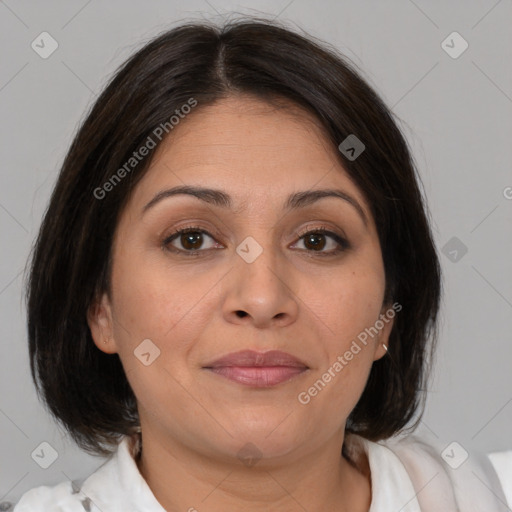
163,227,220,253
180,231,204,250
293,228,349,256
303,232,327,251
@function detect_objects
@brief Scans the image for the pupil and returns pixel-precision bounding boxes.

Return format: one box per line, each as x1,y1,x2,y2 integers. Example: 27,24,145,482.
305,233,325,251
182,232,202,250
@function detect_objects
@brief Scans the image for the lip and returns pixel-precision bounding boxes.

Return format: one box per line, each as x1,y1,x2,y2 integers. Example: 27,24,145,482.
203,350,309,388
204,349,308,368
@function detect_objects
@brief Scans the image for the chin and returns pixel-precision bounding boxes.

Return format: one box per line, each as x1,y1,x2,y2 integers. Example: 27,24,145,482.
218,421,305,463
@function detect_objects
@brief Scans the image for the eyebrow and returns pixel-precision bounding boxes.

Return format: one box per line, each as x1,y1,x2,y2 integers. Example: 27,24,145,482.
142,185,368,227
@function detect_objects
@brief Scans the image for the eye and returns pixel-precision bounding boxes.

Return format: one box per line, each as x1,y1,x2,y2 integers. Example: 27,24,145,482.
162,225,349,256
292,227,349,256
163,226,222,254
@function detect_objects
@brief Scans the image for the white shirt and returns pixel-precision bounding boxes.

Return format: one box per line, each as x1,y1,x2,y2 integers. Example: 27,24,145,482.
13,433,512,511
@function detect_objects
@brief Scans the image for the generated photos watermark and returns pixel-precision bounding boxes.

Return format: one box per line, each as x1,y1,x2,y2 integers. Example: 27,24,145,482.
297,302,402,405
93,98,197,200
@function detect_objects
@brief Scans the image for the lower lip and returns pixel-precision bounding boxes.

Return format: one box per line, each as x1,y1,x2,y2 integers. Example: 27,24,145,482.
206,366,307,387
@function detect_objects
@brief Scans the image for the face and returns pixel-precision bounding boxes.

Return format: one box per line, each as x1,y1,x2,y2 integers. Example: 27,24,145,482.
89,95,394,463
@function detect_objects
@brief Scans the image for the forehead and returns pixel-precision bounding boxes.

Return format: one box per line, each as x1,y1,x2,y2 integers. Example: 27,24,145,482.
129,95,371,218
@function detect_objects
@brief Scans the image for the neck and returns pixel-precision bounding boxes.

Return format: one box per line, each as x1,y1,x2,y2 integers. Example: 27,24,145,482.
135,429,371,512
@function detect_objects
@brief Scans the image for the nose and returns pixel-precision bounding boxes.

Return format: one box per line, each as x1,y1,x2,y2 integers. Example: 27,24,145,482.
222,246,299,329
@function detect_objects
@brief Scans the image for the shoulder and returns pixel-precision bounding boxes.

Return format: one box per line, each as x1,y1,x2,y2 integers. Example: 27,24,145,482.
348,433,512,511
488,449,512,507
12,446,120,512
13,435,142,512
13,458,117,512
381,434,512,511
13,480,87,512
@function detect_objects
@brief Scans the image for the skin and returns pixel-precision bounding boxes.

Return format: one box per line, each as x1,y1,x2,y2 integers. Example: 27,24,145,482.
89,94,394,512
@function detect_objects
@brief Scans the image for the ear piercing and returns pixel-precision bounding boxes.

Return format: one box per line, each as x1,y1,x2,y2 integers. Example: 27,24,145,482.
382,343,388,351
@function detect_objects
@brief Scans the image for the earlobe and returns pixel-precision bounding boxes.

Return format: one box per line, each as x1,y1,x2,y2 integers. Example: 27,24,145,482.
373,342,389,361
372,305,395,361
87,294,117,354
373,343,388,362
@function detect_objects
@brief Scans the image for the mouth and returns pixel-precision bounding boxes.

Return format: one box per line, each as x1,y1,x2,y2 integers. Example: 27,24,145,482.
203,350,309,388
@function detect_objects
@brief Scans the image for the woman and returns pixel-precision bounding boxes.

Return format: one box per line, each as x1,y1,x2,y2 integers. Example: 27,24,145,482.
15,18,511,511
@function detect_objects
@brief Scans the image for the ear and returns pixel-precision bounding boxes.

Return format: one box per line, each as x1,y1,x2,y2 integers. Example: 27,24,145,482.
372,303,396,362
87,293,118,354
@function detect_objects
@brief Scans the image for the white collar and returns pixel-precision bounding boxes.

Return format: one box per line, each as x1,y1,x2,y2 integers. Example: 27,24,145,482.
70,433,508,512
80,434,165,511
78,433,420,511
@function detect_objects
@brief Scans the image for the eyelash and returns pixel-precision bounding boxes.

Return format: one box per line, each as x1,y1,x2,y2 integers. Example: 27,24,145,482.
162,225,350,257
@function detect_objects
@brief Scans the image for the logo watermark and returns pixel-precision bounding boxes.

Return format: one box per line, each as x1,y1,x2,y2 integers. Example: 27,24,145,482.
297,302,401,405
93,98,197,200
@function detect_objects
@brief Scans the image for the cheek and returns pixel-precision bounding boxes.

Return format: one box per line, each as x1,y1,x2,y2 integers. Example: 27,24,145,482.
110,249,220,356
299,262,385,405
312,265,386,349
109,261,216,411
299,329,375,423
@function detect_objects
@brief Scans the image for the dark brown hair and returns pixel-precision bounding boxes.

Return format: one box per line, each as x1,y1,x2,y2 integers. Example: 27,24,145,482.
26,17,442,456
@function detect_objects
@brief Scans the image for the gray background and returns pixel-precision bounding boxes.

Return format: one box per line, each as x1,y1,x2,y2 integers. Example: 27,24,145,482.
1,0,511,505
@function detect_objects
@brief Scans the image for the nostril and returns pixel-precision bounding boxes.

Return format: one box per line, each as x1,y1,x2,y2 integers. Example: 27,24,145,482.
235,310,248,318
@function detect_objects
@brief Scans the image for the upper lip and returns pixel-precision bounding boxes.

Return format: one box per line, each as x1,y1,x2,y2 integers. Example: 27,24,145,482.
204,350,309,369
